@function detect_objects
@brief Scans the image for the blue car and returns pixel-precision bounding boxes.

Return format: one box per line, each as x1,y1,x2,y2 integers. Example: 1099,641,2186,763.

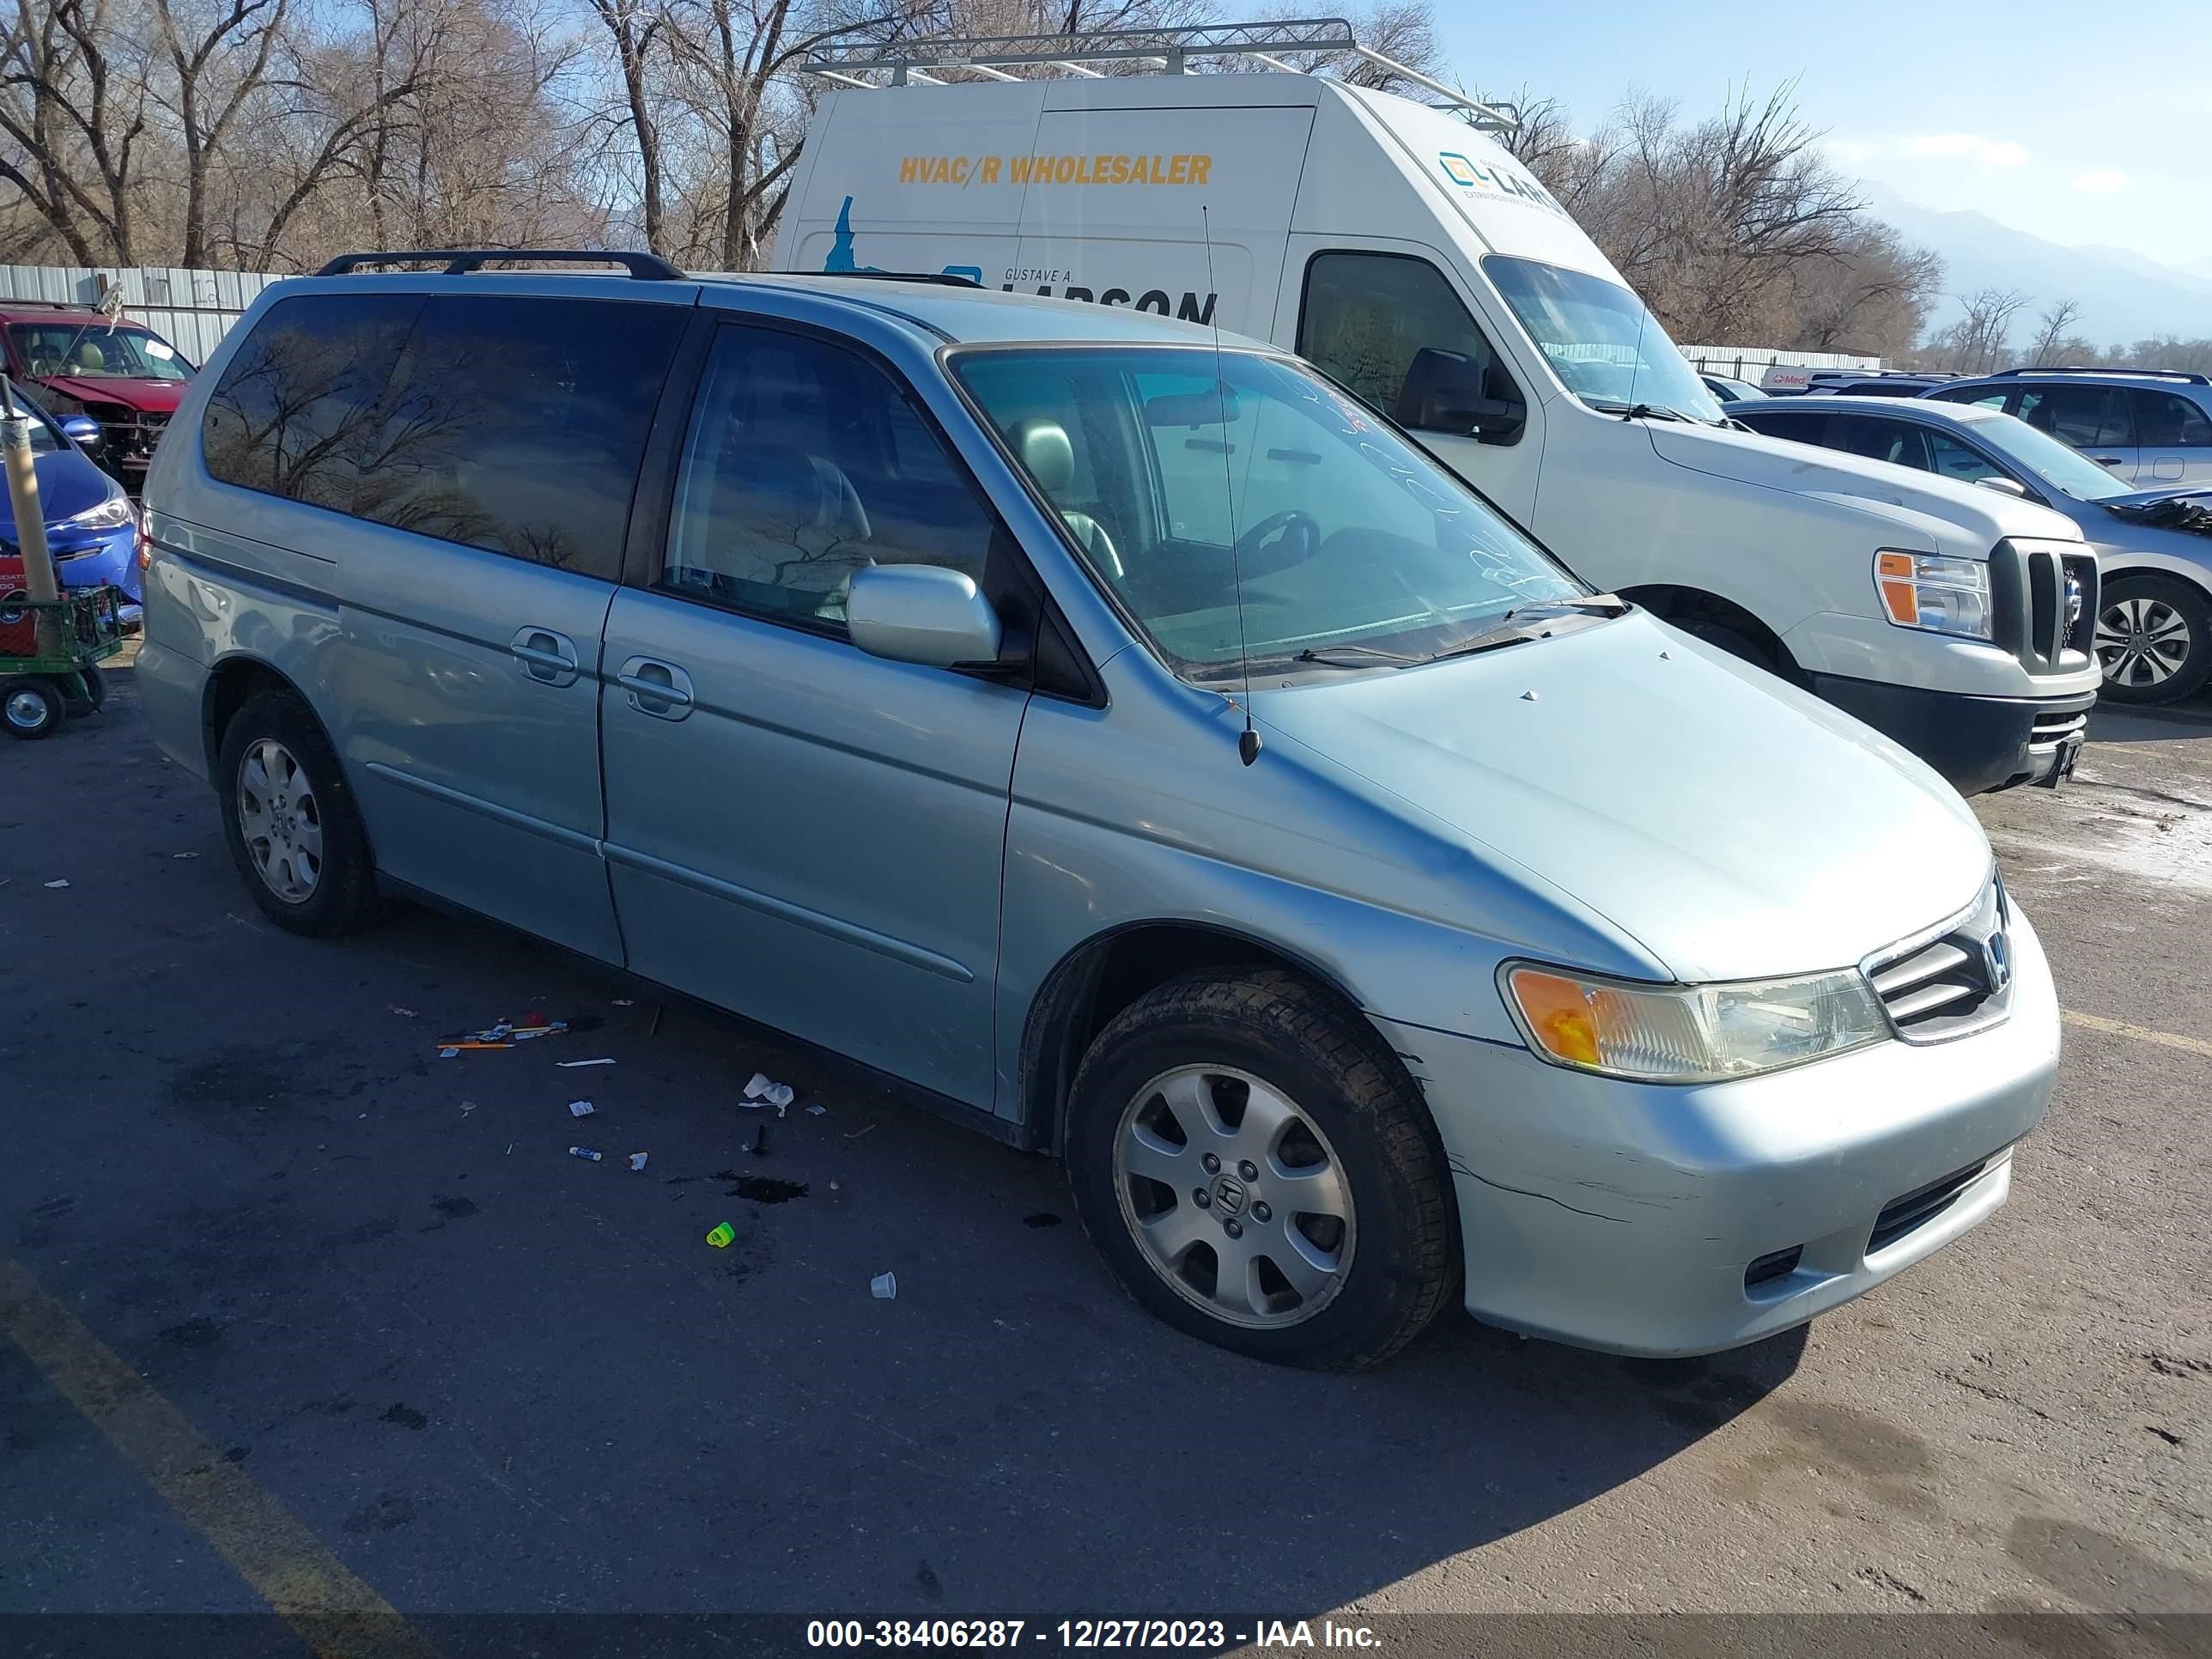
3,387,143,623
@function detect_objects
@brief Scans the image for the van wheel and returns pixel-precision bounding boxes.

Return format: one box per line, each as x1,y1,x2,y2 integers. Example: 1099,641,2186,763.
2,677,64,740
1064,969,1456,1370
217,692,379,935
2096,574,2211,705
1678,617,1778,673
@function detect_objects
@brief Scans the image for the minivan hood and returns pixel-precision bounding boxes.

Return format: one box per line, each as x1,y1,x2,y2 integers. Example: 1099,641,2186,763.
1650,421,2080,550
33,374,185,412
1251,612,1990,983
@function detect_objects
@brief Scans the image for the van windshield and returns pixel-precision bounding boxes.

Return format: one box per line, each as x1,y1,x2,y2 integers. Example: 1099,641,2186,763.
1483,257,1723,424
952,346,1586,678
11,322,192,381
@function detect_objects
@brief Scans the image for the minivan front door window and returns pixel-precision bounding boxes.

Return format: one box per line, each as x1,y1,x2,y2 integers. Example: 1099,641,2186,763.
954,346,1583,678
1483,256,1723,424
1297,252,1523,441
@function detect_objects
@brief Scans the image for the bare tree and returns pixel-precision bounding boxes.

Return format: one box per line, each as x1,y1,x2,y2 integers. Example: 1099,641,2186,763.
0,0,152,261
2025,297,2084,368
1923,287,2030,374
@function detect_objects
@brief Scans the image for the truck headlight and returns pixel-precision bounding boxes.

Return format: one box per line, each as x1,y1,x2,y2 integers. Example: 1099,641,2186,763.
64,494,136,532
1875,550,1992,640
1502,962,1889,1084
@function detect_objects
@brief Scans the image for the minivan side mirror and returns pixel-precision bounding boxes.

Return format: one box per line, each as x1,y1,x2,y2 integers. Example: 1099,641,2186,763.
847,563,1003,669
1973,475,2029,500
1395,347,1525,446
58,414,103,454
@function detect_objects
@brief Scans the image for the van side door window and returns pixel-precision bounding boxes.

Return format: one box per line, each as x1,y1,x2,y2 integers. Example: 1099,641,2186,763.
1298,252,1522,442
659,326,1001,628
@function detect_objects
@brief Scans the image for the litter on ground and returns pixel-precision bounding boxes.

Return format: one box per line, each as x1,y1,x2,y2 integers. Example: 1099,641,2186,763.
871,1273,897,1300
389,1006,417,1018
43,879,69,889
706,1221,736,1249
744,1124,768,1157
629,1152,647,1171
568,1100,594,1117
437,1018,571,1052
805,1104,826,1117
558,1058,616,1068
613,998,635,1006
568,1146,604,1162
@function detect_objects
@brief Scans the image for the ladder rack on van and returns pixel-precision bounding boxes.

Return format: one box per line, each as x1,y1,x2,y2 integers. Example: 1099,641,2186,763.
800,17,1518,131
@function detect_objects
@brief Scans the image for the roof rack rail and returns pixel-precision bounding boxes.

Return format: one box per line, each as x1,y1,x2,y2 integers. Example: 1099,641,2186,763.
315,249,683,280
1991,365,2210,384
803,17,1516,131
0,297,101,312
809,269,982,289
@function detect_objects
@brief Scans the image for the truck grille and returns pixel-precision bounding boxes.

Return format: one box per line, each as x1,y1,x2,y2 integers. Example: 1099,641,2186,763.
1863,876,2013,1042
1868,1159,1988,1255
1995,539,2099,673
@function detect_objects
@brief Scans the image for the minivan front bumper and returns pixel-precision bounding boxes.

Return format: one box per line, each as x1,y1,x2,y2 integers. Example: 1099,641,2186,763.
1370,905,2060,1357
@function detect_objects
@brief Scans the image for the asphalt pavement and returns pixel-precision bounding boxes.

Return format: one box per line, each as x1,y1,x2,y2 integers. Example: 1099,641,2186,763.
2,654,2208,1644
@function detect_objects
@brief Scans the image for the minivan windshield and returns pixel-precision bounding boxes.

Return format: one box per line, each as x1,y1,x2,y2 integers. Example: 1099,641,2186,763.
11,322,192,381
1484,257,1723,425
953,346,1586,678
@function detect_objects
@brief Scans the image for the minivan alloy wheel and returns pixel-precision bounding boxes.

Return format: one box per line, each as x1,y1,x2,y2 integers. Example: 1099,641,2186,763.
2096,593,2191,688
237,738,324,902
1113,1064,1357,1329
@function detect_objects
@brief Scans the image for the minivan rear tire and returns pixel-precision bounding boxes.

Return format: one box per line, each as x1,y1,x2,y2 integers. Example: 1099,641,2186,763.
1064,968,1458,1370
217,692,380,936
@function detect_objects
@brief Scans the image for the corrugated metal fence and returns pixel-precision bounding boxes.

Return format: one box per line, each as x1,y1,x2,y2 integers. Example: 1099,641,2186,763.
1678,343,1882,380
0,264,279,364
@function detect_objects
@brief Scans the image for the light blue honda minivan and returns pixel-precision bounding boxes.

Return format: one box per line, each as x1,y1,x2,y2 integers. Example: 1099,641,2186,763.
137,252,2061,1368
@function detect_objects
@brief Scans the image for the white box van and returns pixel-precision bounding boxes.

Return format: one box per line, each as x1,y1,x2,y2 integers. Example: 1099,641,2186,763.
773,25,2102,795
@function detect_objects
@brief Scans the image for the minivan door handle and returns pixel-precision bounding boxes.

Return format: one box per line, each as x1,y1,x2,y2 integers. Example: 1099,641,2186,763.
510,626,581,687
615,656,695,720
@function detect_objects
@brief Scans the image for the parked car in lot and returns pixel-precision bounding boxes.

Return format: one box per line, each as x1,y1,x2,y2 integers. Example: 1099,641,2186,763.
140,252,2061,1369
2,300,196,493
0,384,146,624
1923,368,2212,489
1700,372,1767,403
1729,393,2212,704
773,33,2099,796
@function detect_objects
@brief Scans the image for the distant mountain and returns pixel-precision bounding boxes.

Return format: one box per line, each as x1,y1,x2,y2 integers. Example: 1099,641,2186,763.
1857,185,2212,346
2186,256,2212,284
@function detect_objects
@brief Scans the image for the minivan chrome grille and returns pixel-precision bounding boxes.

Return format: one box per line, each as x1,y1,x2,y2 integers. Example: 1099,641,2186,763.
1863,877,2013,1042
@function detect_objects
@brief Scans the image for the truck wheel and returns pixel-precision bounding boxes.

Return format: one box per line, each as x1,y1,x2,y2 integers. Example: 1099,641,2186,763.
1,677,64,740
216,692,380,935
2096,574,2212,705
1064,969,1457,1370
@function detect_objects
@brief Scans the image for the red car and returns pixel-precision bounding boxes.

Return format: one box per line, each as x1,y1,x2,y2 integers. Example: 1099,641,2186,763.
2,300,195,492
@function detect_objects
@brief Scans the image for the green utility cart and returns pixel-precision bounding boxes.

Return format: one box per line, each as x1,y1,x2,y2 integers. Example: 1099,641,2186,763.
0,584,126,740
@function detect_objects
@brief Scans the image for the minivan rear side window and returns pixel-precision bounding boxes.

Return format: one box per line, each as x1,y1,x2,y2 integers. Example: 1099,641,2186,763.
2016,383,2132,449
357,296,684,580
202,293,424,513
2135,389,2212,448
1299,252,1520,440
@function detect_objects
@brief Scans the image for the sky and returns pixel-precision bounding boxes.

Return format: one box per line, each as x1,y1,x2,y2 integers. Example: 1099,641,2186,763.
1432,0,2212,270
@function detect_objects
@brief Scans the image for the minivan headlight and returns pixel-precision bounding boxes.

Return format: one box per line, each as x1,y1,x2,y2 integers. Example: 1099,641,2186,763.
1502,962,1889,1084
64,494,136,532
1875,550,1992,639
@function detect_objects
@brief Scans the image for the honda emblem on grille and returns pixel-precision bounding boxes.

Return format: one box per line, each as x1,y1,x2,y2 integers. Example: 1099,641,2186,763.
2063,574,2084,635
1981,931,2012,993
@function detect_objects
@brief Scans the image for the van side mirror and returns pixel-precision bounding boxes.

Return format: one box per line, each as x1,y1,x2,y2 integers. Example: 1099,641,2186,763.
847,564,1003,670
1395,347,1524,445
58,414,103,455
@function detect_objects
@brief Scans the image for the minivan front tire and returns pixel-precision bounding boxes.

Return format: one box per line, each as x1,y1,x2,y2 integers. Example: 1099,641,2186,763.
1065,969,1458,1370
217,692,379,935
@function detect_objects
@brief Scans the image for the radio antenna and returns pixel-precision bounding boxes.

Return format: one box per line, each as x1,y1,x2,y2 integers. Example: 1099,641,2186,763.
1201,204,1261,766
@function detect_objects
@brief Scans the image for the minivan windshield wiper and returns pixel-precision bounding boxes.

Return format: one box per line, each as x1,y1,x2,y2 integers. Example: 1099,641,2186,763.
1410,595,1629,666
1292,643,1422,667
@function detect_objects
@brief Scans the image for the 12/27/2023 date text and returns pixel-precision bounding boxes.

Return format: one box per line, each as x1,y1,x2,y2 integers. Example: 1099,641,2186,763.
805,1620,1382,1650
